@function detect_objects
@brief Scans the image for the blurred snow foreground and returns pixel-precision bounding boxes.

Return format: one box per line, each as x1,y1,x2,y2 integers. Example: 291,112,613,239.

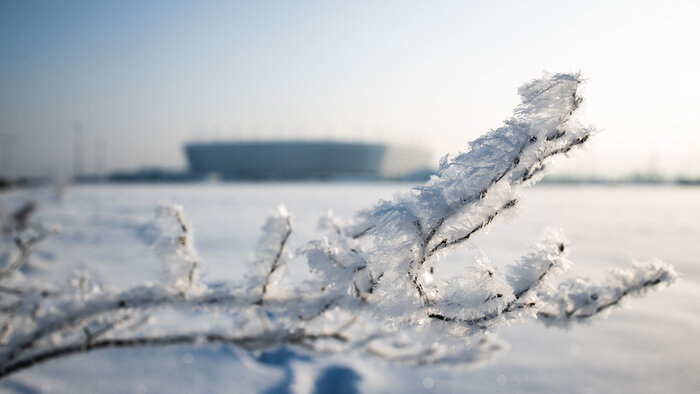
0,73,676,379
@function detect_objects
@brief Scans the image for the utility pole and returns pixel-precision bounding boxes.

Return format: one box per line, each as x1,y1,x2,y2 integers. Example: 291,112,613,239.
94,137,105,177
0,134,14,179
72,121,83,180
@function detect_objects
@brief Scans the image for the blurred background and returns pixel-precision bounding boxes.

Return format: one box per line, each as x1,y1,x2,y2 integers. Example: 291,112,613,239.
2,2,700,393
1,0,699,185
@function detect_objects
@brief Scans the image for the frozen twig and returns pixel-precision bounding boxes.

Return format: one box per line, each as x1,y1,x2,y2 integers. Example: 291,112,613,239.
0,329,346,379
0,229,57,281
0,72,676,379
154,205,202,296
537,260,677,325
249,205,292,305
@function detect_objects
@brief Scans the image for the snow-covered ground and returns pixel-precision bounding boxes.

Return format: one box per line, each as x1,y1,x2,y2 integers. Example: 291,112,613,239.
1,183,699,393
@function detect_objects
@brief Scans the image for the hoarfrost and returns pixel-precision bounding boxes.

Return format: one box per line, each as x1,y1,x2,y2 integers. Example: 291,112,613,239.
0,73,676,379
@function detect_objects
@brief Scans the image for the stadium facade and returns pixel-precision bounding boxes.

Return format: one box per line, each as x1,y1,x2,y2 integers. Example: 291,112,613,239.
184,141,433,181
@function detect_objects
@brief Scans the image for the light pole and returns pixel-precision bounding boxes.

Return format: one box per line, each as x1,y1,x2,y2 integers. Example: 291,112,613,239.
72,121,83,181
0,134,14,179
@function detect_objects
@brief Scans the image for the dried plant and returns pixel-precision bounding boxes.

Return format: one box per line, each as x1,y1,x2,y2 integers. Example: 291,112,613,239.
0,73,675,379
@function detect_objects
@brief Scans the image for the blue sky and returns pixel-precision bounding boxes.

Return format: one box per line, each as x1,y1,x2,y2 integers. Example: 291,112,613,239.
1,0,699,178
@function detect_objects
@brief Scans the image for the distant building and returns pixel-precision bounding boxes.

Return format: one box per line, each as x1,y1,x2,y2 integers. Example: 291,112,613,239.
107,168,194,183
184,140,433,181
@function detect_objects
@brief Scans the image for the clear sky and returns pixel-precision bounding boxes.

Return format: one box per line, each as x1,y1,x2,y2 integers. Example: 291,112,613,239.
1,0,699,179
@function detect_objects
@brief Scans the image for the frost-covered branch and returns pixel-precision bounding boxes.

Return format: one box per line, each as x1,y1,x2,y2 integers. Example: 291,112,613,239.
0,72,676,380
0,329,345,379
537,260,676,325
246,205,292,305
154,205,202,296
425,229,570,329
0,202,57,281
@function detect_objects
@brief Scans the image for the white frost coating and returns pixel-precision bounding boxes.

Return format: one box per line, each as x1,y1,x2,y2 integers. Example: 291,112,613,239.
0,73,677,379
245,205,292,302
154,204,203,296
537,260,677,326
431,255,516,323
506,228,571,300
352,72,592,315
